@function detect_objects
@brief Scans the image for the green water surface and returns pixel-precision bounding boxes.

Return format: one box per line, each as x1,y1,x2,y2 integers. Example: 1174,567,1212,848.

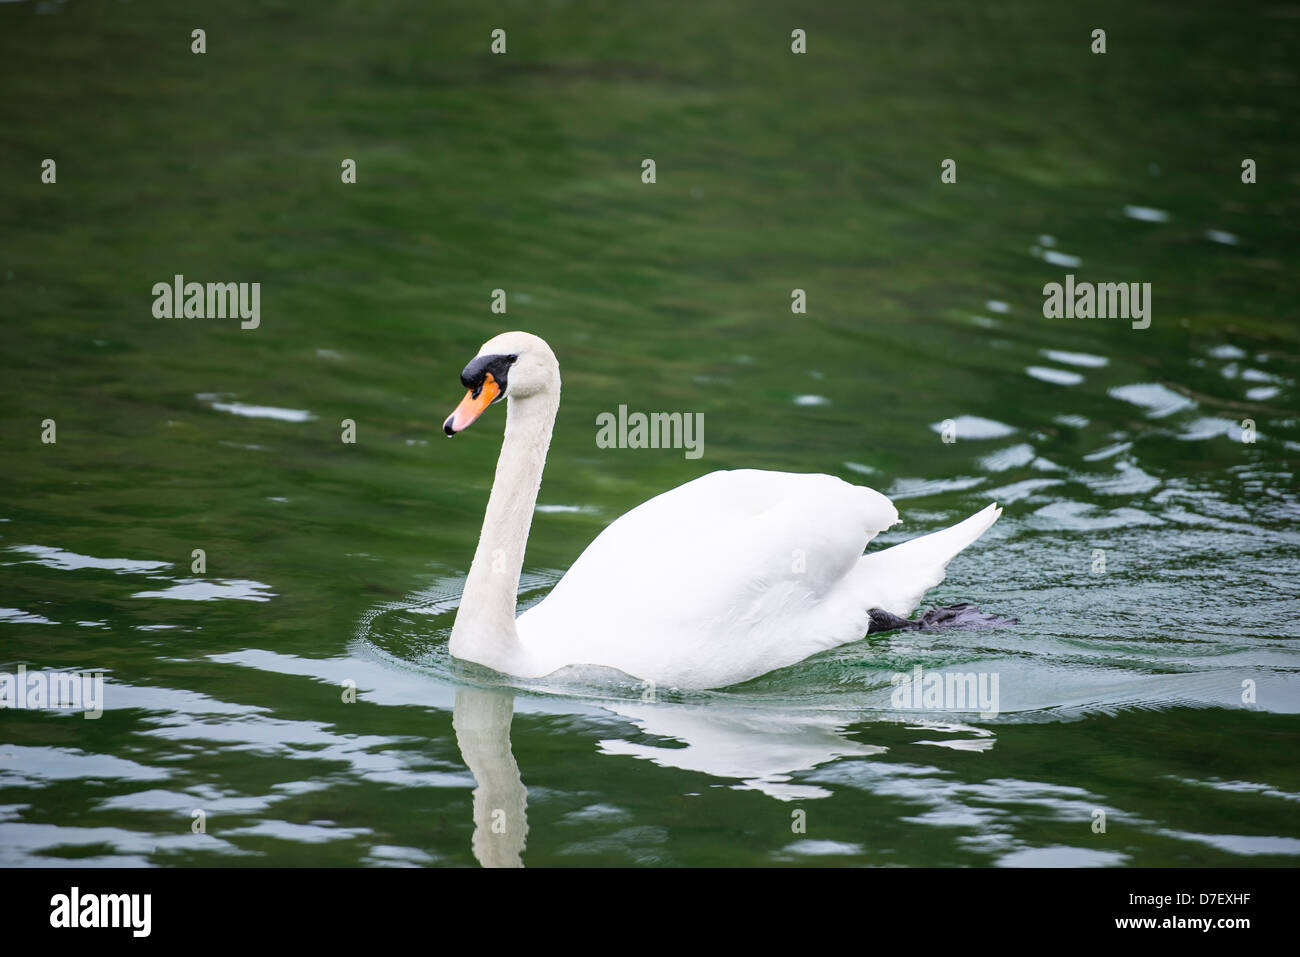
1,0,1297,867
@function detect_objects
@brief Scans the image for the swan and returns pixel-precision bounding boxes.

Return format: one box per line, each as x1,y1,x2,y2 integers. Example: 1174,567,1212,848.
442,331,1004,690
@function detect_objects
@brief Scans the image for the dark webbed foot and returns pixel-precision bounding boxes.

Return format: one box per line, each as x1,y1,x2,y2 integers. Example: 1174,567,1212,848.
868,603,1017,634
866,608,918,633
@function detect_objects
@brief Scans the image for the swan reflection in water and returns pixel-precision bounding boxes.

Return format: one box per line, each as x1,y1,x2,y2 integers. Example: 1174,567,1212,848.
451,682,969,867
451,686,528,868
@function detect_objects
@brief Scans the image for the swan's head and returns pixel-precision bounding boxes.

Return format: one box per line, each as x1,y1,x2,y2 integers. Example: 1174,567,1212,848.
443,331,559,436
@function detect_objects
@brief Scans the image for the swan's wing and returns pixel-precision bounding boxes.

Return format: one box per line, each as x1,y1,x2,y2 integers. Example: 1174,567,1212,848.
518,469,898,685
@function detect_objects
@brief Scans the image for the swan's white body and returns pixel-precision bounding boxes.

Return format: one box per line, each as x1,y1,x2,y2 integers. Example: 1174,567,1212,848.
446,332,1002,690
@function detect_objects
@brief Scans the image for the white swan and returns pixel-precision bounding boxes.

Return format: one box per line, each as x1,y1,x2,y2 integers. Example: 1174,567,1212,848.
442,331,1003,690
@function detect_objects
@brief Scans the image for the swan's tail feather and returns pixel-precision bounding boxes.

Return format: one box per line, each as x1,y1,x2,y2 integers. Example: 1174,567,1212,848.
853,502,1002,618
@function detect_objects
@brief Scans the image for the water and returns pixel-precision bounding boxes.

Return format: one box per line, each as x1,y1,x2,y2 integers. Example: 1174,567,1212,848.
1,0,1298,867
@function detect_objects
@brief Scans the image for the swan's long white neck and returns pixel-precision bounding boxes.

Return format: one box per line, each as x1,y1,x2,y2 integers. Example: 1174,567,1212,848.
450,383,558,672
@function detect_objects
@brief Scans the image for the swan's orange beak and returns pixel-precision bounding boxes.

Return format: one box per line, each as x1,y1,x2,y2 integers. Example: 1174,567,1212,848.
444,373,501,436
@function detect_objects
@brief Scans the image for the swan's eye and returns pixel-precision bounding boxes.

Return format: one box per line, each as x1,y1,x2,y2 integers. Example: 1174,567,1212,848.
460,353,517,398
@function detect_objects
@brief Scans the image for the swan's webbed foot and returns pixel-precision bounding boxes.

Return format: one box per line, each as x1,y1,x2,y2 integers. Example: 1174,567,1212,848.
918,602,1018,628
866,609,919,633
868,603,1018,634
